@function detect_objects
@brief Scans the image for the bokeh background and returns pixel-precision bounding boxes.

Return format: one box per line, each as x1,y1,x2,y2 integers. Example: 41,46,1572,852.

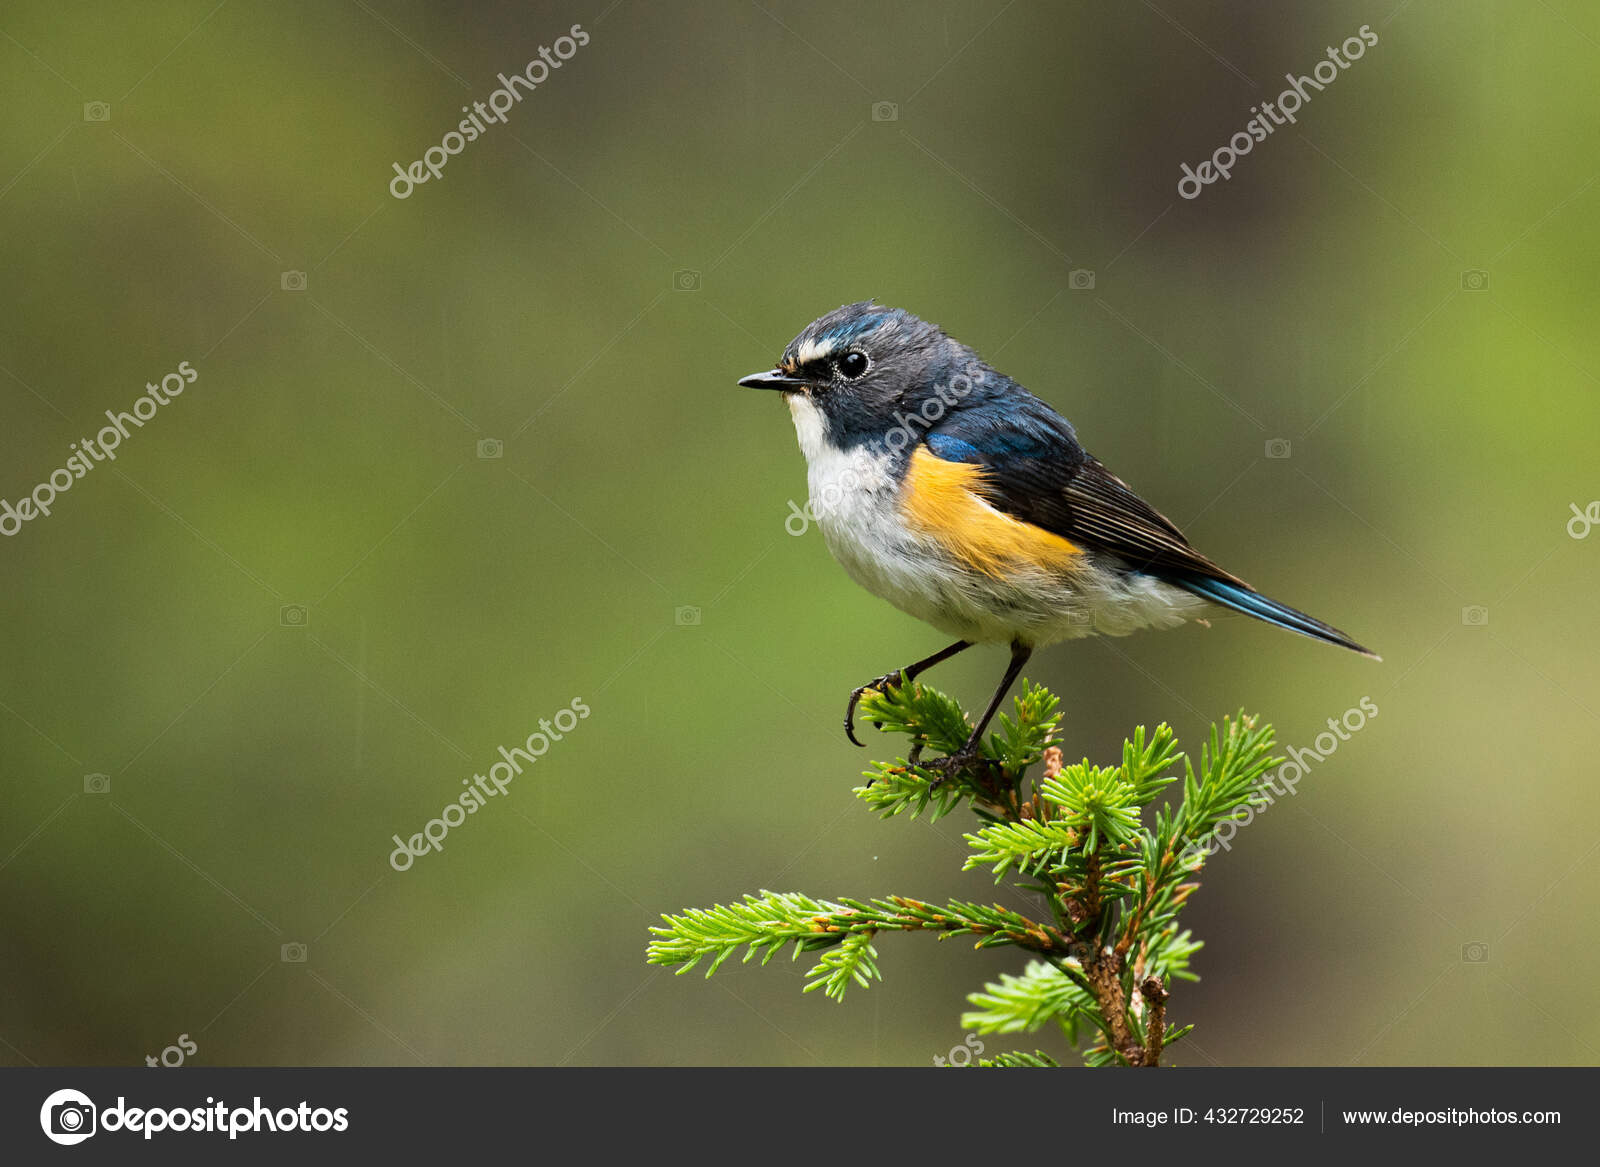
2,0,1597,1067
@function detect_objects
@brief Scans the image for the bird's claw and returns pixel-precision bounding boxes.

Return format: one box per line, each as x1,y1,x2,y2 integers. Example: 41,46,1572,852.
844,670,908,747
919,746,992,787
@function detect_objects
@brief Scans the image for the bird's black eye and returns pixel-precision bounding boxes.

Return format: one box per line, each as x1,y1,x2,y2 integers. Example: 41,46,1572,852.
837,351,868,379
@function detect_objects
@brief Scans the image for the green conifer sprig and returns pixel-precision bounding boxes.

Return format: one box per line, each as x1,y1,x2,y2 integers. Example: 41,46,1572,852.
977,1050,1061,1068
645,680,1281,1065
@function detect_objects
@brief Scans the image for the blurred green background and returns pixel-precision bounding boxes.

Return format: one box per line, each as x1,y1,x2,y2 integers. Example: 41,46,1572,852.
2,0,1597,1067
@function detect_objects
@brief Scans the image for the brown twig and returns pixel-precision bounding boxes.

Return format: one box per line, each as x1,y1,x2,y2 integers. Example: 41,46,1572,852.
940,732,1171,1065
1140,976,1168,1067
1083,850,1103,921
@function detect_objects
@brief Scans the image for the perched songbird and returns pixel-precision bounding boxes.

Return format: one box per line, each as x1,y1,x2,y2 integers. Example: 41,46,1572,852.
740,302,1377,771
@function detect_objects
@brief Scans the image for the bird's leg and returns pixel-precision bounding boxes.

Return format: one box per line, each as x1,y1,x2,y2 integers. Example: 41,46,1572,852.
925,640,1033,782
844,639,971,746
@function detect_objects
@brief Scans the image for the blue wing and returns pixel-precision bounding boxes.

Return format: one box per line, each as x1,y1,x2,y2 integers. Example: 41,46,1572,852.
925,397,1229,583
925,395,1375,656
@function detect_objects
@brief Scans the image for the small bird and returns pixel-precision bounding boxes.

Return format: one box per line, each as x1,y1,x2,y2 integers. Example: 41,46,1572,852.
740,302,1377,771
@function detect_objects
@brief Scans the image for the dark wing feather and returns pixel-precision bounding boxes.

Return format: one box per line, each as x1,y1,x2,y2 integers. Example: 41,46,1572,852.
925,399,1246,587
1050,457,1246,585
923,392,1375,656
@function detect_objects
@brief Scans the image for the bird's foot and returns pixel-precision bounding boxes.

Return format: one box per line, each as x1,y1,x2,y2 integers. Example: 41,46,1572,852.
844,670,911,747
919,745,994,787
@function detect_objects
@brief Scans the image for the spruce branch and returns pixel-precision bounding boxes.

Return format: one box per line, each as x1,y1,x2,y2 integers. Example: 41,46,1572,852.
645,682,1281,1066
647,891,1073,1001
962,960,1096,1041
963,818,1083,879
977,1050,1061,1068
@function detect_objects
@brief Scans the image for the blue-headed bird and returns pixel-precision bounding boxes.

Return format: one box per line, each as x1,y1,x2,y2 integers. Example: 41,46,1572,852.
740,302,1376,772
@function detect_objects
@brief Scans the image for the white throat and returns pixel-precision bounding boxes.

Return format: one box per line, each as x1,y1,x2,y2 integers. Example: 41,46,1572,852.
785,392,832,464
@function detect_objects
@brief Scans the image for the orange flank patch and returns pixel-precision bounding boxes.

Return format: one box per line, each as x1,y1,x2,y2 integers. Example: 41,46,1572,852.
900,447,1080,577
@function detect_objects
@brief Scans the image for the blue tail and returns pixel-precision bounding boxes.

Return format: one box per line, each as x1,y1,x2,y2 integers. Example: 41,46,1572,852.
1170,573,1378,659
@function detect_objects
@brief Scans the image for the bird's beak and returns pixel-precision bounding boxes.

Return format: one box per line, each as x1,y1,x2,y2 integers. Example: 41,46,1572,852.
738,369,808,392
